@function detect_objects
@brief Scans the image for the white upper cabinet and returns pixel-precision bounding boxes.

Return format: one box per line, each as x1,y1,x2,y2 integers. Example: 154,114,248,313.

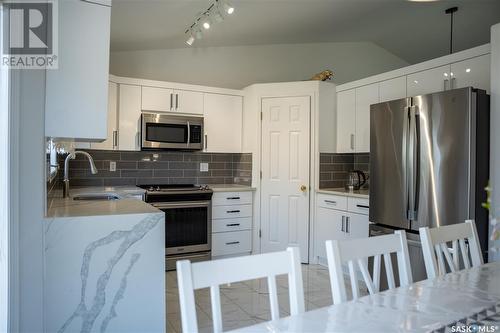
407,65,451,97
379,76,407,103
141,86,204,114
91,82,118,150
141,86,174,112
45,0,111,140
204,94,243,153
118,84,142,151
355,83,379,153
336,89,356,153
174,89,204,115
450,54,491,93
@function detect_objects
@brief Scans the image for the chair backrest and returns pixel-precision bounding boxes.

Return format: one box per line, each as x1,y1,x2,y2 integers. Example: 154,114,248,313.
325,230,412,304
419,220,483,279
176,247,305,333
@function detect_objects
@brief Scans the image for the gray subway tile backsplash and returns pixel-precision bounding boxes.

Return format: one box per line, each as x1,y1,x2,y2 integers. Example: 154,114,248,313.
60,150,252,187
319,152,370,189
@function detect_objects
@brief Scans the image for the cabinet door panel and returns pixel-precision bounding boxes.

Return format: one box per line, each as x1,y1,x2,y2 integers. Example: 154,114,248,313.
379,76,407,102
174,90,204,114
204,94,242,153
118,85,141,151
346,212,369,239
45,0,110,140
91,81,117,150
141,86,173,112
315,207,346,260
336,89,356,153
407,65,451,97
451,54,491,93
355,83,379,153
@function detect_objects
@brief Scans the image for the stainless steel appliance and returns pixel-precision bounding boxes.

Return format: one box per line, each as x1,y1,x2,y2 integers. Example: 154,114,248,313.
140,184,213,270
369,87,490,283
141,113,203,150
345,170,367,191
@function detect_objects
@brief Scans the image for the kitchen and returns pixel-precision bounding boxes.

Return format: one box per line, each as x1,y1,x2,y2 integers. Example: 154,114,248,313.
2,0,500,332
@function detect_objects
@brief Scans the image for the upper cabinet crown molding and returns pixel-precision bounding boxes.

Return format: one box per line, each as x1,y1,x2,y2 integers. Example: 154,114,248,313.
110,75,244,97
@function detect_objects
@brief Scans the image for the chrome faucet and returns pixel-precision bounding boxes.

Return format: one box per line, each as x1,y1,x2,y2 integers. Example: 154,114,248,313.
63,151,98,198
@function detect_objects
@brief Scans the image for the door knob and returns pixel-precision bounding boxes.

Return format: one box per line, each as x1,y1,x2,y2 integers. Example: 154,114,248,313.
300,185,307,192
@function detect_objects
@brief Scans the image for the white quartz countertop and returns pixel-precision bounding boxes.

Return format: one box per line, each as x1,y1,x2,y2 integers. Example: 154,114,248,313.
317,188,369,199
209,184,256,192
47,186,159,218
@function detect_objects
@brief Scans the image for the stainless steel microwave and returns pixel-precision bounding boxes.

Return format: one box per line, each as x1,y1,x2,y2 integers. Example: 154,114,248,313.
141,113,204,150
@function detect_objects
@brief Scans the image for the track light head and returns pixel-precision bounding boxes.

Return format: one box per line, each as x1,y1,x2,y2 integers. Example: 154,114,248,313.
185,33,195,46
223,2,234,14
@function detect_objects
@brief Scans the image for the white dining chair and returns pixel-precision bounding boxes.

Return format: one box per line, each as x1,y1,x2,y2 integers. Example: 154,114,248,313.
325,230,413,304
419,220,483,279
176,247,305,333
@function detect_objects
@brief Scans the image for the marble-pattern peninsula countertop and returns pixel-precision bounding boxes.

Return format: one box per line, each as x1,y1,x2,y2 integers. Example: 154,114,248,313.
317,187,369,199
47,186,159,218
209,184,256,192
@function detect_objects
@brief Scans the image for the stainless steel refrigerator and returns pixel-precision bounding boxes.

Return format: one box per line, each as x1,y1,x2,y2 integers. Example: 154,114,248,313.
369,87,490,283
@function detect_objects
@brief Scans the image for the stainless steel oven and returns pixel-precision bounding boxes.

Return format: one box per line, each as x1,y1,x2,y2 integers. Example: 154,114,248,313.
141,113,203,150
140,184,213,271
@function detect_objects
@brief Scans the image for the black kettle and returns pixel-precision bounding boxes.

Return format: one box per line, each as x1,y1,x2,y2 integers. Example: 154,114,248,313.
345,170,366,190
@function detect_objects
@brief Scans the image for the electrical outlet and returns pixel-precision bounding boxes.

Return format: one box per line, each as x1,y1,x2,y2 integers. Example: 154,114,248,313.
200,162,209,172
109,161,116,172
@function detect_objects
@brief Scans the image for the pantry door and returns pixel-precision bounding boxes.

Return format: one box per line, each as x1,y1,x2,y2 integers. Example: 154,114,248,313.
260,96,311,263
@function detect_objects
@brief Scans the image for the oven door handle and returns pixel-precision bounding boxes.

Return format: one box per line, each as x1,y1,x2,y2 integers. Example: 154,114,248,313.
150,201,211,209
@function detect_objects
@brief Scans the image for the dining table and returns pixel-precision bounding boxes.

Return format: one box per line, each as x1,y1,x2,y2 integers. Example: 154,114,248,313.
228,262,500,333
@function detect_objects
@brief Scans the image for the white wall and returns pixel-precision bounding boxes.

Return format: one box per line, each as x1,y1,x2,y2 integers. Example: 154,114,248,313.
110,42,409,89
490,23,500,262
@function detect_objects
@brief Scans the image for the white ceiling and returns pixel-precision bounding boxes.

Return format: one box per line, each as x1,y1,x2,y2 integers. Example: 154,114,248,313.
110,0,500,64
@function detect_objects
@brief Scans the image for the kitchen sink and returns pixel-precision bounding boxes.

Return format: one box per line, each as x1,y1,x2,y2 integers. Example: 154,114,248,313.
72,193,121,201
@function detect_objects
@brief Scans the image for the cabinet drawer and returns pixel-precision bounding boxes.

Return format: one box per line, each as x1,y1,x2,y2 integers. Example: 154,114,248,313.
348,197,370,215
317,193,347,211
212,192,252,206
212,217,252,233
213,204,252,219
212,230,252,256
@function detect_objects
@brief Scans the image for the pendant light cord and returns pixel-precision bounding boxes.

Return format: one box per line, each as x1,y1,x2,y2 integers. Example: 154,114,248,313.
446,7,458,54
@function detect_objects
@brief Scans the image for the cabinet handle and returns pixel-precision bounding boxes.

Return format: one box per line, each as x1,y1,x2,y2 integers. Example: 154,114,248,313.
226,223,240,227
176,94,179,110
112,130,118,148
226,210,240,213
170,93,174,110
226,241,240,245
356,204,369,209
325,200,337,205
341,216,345,232
443,79,449,91
227,197,241,200
350,134,355,150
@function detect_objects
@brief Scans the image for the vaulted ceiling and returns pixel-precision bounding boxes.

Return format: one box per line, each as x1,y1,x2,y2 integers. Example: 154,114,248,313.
110,0,500,64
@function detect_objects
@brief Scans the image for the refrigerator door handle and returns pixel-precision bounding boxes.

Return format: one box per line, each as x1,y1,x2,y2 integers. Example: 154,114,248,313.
407,105,420,221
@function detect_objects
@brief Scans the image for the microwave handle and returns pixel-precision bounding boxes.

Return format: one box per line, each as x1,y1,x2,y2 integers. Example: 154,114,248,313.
187,121,191,147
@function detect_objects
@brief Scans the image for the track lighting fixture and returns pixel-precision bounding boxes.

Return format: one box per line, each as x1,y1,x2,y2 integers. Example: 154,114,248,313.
184,0,235,46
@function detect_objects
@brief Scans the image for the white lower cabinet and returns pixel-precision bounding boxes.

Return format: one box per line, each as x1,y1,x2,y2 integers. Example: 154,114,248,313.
212,191,253,258
315,193,370,262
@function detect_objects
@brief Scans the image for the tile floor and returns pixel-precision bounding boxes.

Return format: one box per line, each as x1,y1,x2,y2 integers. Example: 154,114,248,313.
166,264,361,333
